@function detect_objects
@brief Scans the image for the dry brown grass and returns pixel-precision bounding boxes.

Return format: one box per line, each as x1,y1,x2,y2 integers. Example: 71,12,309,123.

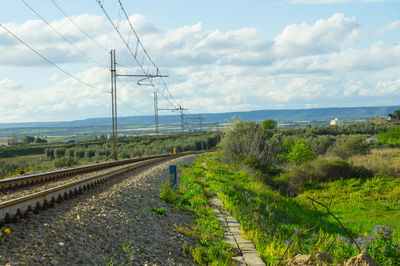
348,147,400,177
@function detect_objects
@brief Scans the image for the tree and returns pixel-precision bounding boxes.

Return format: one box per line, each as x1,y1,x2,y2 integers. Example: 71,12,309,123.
45,149,54,160
387,109,400,121
329,135,368,158
281,138,316,165
34,137,47,144
10,134,18,146
23,135,35,145
221,119,280,166
261,119,277,130
55,148,66,158
261,119,278,137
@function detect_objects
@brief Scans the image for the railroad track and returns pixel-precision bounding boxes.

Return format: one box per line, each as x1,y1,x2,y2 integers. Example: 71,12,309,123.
0,153,194,224
0,154,175,191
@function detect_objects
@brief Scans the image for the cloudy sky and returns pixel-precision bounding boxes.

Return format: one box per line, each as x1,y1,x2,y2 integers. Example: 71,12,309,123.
0,0,399,123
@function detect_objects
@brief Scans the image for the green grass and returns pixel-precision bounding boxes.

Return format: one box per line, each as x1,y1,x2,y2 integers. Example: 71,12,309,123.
151,207,167,216
166,153,400,265
298,177,400,243
0,154,46,164
159,162,235,265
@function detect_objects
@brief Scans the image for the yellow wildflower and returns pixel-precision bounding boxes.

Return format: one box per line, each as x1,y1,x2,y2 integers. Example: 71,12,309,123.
4,228,11,235
363,232,368,236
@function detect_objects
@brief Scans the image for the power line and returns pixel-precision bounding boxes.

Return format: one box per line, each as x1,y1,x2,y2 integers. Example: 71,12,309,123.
0,23,109,94
49,0,109,53
117,0,179,107
95,0,180,109
117,96,149,116
21,0,105,68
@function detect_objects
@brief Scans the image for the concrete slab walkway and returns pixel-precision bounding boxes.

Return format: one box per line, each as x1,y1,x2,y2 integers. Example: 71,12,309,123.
211,197,265,266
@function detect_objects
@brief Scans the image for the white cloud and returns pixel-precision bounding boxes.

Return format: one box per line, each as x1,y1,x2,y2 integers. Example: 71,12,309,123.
375,79,400,95
373,20,400,37
0,78,22,91
0,11,400,122
273,13,360,57
47,73,59,81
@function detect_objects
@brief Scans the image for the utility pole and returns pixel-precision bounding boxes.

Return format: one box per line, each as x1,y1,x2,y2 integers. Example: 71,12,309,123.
158,105,188,135
110,49,118,160
115,71,167,137
186,116,206,149
179,106,185,135
154,91,159,135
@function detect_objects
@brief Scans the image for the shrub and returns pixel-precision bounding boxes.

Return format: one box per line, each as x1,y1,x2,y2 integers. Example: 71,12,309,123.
348,148,400,178
54,148,66,158
280,138,316,165
67,149,75,157
376,127,400,147
261,119,278,138
75,149,85,159
308,135,336,155
85,149,96,159
0,161,19,179
329,135,369,159
274,159,373,196
53,157,76,168
45,149,54,160
221,120,280,167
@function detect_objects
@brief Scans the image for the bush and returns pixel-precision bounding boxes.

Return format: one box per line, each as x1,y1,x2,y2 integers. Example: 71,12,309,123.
329,135,369,159
221,120,280,167
54,148,66,158
308,135,336,155
45,149,54,160
67,149,75,157
0,161,19,178
280,138,316,165
53,157,76,168
376,127,400,147
274,159,373,196
75,150,85,159
85,149,96,159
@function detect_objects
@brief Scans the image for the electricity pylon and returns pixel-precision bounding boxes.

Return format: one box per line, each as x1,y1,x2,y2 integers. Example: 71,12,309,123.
109,50,168,158
158,105,188,135
110,50,118,160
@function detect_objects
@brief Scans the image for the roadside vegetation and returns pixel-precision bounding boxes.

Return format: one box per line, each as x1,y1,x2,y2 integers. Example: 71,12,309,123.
0,133,219,179
161,117,400,264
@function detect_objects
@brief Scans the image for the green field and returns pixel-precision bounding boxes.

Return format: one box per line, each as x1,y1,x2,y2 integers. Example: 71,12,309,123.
299,177,400,243
162,154,400,264
159,120,400,265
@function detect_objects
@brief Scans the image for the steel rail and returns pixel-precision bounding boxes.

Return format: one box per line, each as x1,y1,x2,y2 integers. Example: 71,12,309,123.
0,154,172,190
0,153,190,224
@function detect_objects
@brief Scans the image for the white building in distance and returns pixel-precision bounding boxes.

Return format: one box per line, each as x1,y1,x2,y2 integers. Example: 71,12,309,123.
330,118,344,126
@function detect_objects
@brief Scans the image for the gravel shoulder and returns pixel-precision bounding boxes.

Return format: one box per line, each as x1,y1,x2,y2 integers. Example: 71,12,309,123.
0,155,197,265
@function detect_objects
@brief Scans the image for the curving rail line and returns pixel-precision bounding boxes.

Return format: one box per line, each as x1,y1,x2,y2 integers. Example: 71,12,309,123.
0,153,193,224
0,154,173,190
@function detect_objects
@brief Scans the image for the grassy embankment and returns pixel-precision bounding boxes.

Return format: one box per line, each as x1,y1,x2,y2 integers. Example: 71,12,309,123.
162,153,400,265
160,121,400,265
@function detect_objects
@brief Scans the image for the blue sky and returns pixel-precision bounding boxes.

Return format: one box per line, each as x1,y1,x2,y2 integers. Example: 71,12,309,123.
0,0,400,122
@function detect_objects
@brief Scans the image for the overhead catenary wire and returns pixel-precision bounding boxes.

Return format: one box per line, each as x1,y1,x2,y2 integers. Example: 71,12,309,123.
95,0,180,109
116,96,149,116
116,0,179,108
49,0,109,53
0,23,109,94
21,0,105,68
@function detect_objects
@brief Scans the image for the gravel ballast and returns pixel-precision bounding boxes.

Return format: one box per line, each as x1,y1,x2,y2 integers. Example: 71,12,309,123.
0,155,197,265
0,161,162,203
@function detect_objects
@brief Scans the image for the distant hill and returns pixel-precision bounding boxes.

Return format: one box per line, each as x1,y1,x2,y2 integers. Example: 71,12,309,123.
0,105,398,129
